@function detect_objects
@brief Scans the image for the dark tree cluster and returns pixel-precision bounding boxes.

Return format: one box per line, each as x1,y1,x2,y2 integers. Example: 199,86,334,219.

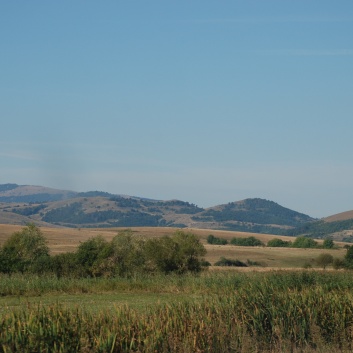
0,225,207,278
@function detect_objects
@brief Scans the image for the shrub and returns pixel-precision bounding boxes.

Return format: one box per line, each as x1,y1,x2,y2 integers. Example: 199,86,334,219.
207,234,228,245
145,230,206,274
267,238,292,247
75,235,113,277
292,236,318,248
315,253,334,269
322,238,334,249
214,257,247,267
230,236,263,247
0,223,49,274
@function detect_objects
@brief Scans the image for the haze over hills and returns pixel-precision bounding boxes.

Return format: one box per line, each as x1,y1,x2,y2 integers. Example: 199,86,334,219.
0,183,352,240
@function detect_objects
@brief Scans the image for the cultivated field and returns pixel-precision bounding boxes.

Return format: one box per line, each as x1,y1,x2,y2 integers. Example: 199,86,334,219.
0,224,351,352
0,224,347,268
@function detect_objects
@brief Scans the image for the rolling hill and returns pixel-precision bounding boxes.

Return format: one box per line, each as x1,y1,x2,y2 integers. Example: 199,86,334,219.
2,183,353,240
0,183,317,235
287,210,353,241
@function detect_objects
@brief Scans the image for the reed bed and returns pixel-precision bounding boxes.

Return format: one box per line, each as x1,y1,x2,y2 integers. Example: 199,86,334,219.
1,271,353,352
1,270,353,297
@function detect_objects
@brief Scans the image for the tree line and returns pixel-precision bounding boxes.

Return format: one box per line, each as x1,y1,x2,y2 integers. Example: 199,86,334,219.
0,224,206,278
207,234,336,249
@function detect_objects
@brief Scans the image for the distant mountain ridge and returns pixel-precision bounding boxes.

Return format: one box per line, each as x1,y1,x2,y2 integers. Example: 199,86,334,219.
0,183,352,240
0,184,77,203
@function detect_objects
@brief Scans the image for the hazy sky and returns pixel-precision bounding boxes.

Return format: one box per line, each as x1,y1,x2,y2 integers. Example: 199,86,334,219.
1,1,353,218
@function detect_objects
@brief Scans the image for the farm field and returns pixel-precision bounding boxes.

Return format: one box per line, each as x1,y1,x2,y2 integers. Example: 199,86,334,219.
0,224,347,268
0,224,352,352
1,271,353,352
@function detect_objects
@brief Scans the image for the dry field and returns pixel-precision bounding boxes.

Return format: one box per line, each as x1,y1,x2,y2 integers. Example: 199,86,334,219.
0,224,347,268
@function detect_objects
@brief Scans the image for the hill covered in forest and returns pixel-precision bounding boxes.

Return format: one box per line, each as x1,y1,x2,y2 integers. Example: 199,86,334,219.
0,183,352,240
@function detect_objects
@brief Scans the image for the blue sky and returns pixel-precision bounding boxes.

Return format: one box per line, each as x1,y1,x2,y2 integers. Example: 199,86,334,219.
1,1,353,218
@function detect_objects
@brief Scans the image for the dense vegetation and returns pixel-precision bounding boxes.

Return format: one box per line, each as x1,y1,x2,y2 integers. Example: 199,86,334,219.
214,257,247,267
42,203,165,227
206,234,228,245
2,271,353,352
195,198,313,226
267,238,292,247
1,224,353,351
0,225,206,277
230,236,264,246
287,219,353,239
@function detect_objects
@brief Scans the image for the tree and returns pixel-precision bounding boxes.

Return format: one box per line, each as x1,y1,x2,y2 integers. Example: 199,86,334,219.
75,235,112,277
292,236,317,249
207,234,228,245
109,229,146,277
0,223,49,273
214,257,247,267
315,253,333,269
345,245,353,268
172,230,207,273
323,238,334,249
267,238,292,247
230,236,263,247
145,230,206,274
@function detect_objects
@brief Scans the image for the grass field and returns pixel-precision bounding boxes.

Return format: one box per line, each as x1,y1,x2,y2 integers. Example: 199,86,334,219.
0,224,352,352
0,224,347,269
1,271,353,352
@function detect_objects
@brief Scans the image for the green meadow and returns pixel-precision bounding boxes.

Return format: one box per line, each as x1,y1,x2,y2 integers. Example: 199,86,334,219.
1,271,353,352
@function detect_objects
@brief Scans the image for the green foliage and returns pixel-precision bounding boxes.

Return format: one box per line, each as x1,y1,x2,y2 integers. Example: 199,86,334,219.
0,223,49,273
206,234,228,245
287,219,353,238
315,253,334,269
214,257,247,267
3,272,353,352
0,227,206,278
51,252,80,278
267,238,292,247
322,238,334,249
344,245,353,269
230,236,264,247
145,231,206,274
43,203,163,227
198,198,313,227
291,236,318,248
109,230,147,277
75,236,112,277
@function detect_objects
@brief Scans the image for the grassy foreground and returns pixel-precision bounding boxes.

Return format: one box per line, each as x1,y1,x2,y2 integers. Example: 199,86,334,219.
1,270,353,352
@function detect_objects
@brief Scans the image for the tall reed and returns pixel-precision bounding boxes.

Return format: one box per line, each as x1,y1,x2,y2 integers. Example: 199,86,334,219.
1,271,353,352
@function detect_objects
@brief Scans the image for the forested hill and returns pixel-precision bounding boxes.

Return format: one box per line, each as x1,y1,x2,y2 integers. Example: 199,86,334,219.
0,183,320,235
191,198,314,234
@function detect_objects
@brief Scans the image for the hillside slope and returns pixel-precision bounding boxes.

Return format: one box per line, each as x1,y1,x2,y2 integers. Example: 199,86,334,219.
0,184,316,234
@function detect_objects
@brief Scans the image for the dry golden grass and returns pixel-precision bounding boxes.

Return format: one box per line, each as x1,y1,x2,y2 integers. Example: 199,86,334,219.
0,224,348,268
324,210,353,222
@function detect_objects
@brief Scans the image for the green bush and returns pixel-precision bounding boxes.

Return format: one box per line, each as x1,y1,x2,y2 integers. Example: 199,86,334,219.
0,227,207,278
214,257,247,267
315,253,334,269
230,236,263,247
322,238,334,249
267,238,292,247
206,234,228,245
145,230,206,274
292,236,318,248
0,223,49,274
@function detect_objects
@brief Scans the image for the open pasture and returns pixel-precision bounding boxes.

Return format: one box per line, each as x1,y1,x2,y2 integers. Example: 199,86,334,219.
0,224,347,268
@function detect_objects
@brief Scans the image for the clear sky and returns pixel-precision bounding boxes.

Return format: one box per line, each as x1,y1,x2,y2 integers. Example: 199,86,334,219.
1,1,353,218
